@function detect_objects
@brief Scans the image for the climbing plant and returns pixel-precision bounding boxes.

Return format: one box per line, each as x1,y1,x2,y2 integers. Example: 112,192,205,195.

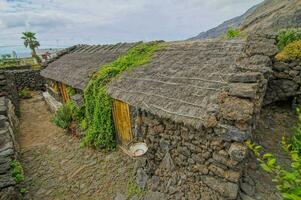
81,41,164,149
247,108,301,200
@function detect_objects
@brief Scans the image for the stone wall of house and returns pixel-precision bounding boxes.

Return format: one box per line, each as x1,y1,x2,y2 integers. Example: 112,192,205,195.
131,109,248,199
9,69,45,91
128,35,279,200
0,71,21,200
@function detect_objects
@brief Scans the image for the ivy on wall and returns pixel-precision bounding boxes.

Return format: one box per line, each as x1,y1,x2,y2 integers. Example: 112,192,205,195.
81,41,164,149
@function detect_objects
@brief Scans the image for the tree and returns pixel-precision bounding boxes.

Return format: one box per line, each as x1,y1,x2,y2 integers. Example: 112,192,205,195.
21,32,41,64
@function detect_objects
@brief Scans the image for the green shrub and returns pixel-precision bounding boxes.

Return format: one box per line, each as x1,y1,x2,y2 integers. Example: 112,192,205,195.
10,160,24,184
226,27,241,39
277,28,301,50
82,42,163,149
275,40,301,62
18,88,31,99
52,101,78,129
247,108,301,200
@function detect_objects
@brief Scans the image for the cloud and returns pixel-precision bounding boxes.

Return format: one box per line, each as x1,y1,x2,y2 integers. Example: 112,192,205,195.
0,0,263,51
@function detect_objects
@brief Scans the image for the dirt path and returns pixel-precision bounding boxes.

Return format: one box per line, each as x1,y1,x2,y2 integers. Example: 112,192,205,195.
17,92,134,200
245,102,297,200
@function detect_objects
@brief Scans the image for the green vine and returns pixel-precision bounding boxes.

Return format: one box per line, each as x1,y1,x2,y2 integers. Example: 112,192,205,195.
81,41,164,149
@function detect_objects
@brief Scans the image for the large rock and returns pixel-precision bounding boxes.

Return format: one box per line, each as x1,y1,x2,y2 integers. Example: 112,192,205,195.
0,174,15,189
202,176,239,199
159,152,175,171
208,164,241,182
229,72,263,83
220,97,254,122
229,83,258,98
228,142,248,162
143,192,166,200
223,128,251,142
0,186,22,200
136,168,148,189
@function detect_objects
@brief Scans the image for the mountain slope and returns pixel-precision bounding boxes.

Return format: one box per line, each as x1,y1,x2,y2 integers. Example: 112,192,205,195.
189,0,301,40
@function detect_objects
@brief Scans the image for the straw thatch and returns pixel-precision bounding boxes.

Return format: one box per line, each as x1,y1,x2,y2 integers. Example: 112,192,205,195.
108,40,247,128
41,43,138,90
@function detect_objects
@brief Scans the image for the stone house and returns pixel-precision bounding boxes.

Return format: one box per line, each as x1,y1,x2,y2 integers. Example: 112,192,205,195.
40,34,301,199
40,43,137,110
107,36,279,199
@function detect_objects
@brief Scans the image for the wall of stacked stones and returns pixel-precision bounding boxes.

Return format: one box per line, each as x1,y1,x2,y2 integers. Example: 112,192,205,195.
131,109,248,199
264,58,301,105
9,69,46,91
129,35,280,200
0,71,22,199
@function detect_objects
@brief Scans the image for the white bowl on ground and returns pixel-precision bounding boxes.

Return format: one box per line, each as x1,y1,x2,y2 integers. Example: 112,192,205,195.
129,142,148,157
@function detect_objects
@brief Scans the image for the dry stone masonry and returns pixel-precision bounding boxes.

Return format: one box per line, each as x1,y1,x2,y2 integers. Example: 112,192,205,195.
10,69,45,91
109,34,281,199
0,71,21,200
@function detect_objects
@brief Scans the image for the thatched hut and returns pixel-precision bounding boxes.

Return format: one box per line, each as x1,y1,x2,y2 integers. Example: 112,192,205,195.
107,38,277,199
40,43,137,106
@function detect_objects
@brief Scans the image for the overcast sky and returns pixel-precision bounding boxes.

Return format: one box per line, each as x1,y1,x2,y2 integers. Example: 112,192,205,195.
0,0,263,55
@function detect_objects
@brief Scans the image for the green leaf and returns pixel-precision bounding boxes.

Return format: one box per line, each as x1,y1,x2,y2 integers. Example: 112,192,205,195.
260,163,272,173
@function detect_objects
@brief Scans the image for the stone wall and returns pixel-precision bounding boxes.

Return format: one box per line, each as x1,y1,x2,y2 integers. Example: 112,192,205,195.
9,69,45,91
132,110,248,199
0,71,19,116
0,72,21,199
264,60,301,105
127,35,279,200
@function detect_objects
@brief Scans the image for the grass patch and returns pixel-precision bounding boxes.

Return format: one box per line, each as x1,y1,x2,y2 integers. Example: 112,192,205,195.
126,178,147,199
18,88,32,99
81,41,164,149
10,160,25,184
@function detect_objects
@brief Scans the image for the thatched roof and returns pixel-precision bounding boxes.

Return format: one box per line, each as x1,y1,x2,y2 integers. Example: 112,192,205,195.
41,43,138,90
108,40,248,128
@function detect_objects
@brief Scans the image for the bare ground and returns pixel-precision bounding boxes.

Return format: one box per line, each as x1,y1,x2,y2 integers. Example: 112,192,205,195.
17,92,134,200
245,101,297,200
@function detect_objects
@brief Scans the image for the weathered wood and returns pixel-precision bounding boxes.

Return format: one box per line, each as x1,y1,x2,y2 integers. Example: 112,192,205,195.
112,99,133,146
59,83,70,102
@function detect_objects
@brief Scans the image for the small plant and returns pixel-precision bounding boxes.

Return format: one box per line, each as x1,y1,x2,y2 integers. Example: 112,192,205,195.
126,178,147,199
20,187,28,196
10,160,25,184
226,27,241,39
277,28,301,50
275,40,301,62
247,108,301,200
18,88,31,99
51,101,78,129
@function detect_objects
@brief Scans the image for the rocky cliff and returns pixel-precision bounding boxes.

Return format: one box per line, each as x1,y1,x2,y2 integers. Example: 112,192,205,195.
190,0,301,40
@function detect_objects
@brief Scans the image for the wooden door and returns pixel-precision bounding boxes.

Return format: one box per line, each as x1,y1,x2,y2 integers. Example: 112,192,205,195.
59,83,70,103
112,99,133,146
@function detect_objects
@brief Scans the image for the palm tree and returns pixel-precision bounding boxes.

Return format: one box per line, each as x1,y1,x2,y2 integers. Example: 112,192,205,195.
21,32,41,64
